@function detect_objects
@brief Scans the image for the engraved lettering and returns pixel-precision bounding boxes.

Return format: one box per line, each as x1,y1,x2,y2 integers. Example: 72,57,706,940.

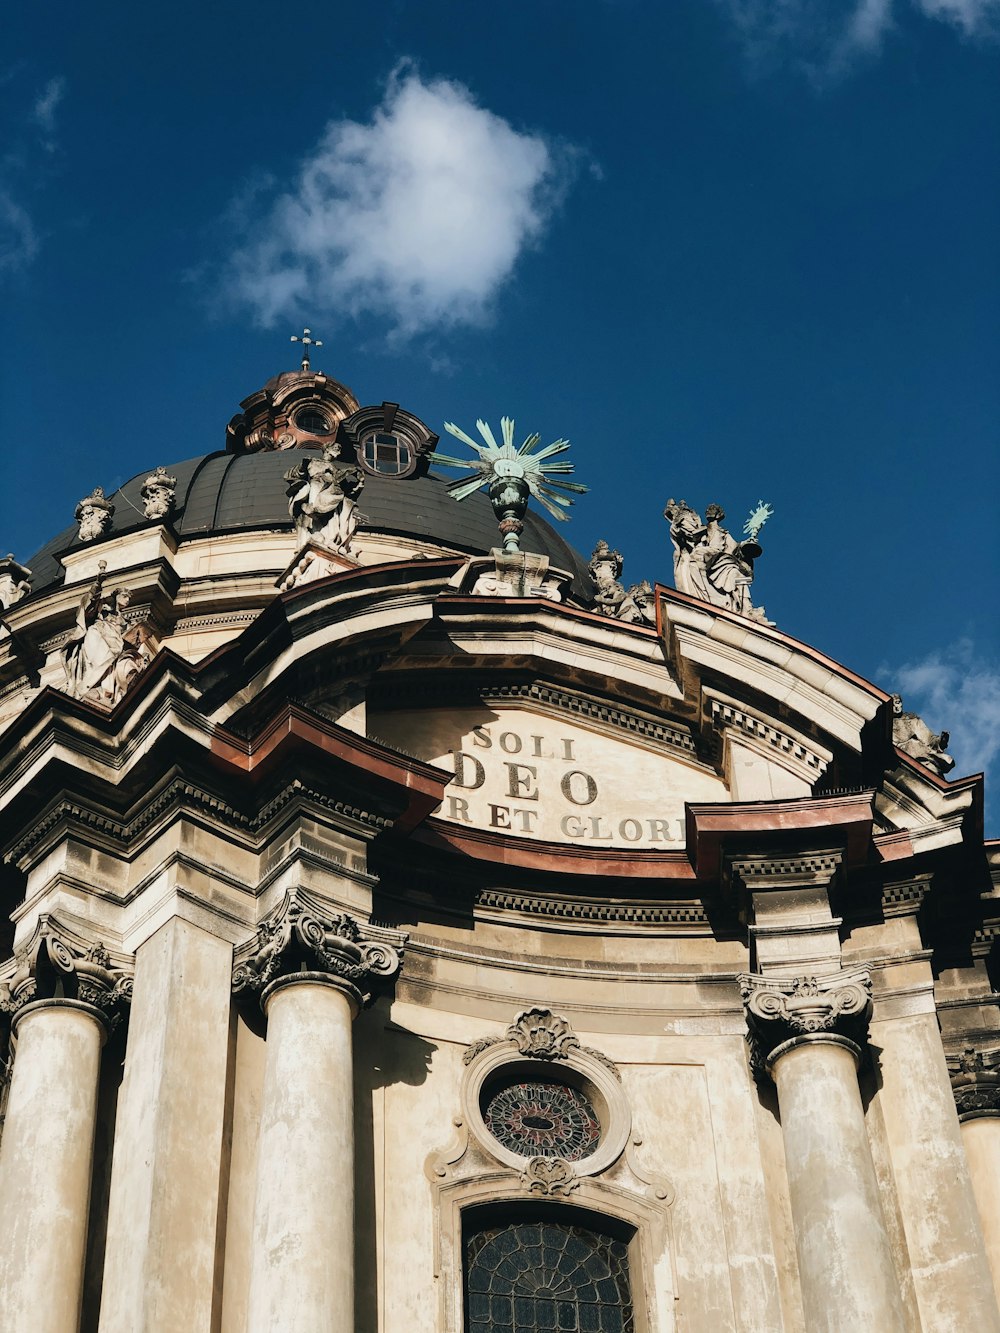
499,731,522,754
560,814,586,838
513,808,539,833
588,816,613,840
530,735,550,758
489,803,511,829
561,738,575,761
472,726,492,749
505,762,539,801
619,818,643,842
450,751,486,790
447,795,472,823
560,770,598,806
647,818,674,842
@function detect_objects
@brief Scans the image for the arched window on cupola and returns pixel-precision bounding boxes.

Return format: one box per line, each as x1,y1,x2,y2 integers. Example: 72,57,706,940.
463,1204,636,1333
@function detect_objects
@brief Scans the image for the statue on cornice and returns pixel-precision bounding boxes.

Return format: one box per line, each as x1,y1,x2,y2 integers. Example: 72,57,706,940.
588,541,655,625
0,555,31,610
75,486,114,543
891,695,955,776
664,497,772,625
61,563,151,707
284,441,366,555
141,466,177,522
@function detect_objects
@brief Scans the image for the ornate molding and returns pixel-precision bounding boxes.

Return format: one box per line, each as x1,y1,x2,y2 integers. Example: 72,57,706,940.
738,968,873,1075
0,917,133,1031
519,1157,580,1196
232,889,405,1012
948,1046,1000,1121
463,1007,621,1080
475,889,709,929
709,696,829,778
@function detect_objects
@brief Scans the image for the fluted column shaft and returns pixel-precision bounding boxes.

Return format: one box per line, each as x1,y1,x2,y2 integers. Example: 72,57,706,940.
769,1034,905,1333
246,975,356,1333
0,999,108,1333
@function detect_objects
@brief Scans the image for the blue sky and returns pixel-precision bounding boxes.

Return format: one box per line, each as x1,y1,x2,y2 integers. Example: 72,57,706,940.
3,1,999,825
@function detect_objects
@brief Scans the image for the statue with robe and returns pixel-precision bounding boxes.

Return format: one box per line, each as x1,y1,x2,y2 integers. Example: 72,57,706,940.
284,442,366,555
62,565,150,707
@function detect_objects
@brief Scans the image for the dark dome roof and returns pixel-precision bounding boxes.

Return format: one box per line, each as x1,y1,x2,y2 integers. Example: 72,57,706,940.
26,451,594,598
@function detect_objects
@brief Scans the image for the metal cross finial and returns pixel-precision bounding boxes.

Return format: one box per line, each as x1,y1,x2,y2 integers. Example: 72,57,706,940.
290,327,323,371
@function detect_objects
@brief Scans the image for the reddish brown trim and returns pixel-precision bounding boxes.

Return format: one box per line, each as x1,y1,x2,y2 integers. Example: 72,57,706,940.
411,817,695,879
872,828,915,861
211,703,450,832
686,791,876,879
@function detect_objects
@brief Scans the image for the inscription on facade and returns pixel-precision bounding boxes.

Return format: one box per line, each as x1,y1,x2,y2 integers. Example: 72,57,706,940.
369,707,729,848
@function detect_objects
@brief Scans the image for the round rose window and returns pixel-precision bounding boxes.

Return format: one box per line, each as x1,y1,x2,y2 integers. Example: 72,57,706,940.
483,1080,602,1161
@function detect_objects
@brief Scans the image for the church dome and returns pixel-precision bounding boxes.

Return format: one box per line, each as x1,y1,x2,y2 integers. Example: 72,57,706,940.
23,447,594,598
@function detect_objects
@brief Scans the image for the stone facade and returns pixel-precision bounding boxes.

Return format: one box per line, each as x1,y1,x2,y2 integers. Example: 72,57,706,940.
0,360,997,1332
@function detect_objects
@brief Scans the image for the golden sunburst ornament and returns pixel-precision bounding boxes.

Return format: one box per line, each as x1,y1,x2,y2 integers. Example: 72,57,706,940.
431,416,588,553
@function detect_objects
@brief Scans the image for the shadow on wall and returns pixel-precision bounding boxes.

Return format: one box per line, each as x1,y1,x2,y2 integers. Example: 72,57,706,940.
354,1001,437,1333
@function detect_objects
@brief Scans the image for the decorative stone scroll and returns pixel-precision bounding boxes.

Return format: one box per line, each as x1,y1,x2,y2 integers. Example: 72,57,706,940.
891,694,955,776
948,1046,1000,1120
587,541,655,625
463,1006,621,1080
738,968,873,1075
232,889,405,1011
61,562,153,708
0,555,31,610
75,486,115,543
0,918,133,1030
519,1156,580,1197
140,466,177,521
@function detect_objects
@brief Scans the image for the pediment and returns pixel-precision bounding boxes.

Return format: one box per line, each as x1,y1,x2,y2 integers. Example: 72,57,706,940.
368,702,729,850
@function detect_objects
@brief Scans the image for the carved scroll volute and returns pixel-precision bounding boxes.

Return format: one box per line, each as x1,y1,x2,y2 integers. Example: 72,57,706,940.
232,890,405,1012
0,922,134,1032
738,969,873,1075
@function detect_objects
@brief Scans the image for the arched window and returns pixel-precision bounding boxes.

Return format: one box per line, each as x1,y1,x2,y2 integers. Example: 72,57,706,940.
362,430,413,476
464,1213,635,1332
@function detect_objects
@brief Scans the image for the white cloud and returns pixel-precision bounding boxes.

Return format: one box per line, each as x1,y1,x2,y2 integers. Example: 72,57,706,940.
219,66,577,337
32,76,65,139
717,0,999,77
892,640,1000,780
0,190,38,274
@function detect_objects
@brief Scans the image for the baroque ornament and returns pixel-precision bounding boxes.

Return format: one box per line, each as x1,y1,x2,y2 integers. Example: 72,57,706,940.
0,920,133,1030
140,466,177,522
891,694,955,776
284,441,367,556
463,1007,622,1080
61,562,152,708
519,1157,581,1197
75,486,115,542
948,1046,1000,1120
232,890,403,1010
738,969,873,1075
431,416,587,554
588,540,655,625
0,554,31,610
664,496,773,624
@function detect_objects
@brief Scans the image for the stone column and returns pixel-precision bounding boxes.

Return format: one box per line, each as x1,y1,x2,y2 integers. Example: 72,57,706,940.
740,969,906,1333
0,924,131,1333
234,890,404,1333
951,1047,1000,1307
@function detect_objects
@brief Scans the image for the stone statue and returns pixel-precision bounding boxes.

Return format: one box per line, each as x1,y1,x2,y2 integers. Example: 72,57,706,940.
618,579,655,625
61,563,151,707
0,555,31,610
891,695,955,776
588,540,626,617
284,442,366,555
75,487,115,543
663,497,772,624
141,467,177,522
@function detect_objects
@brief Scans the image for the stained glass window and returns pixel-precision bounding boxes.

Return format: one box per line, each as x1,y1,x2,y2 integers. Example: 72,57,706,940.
464,1219,635,1333
483,1081,601,1161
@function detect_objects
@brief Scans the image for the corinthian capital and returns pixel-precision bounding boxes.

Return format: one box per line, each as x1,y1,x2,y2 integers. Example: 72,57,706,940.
738,968,872,1075
232,889,405,1012
0,917,133,1031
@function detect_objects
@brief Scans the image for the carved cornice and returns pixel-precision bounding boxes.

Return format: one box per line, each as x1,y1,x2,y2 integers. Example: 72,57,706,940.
463,1006,621,1080
738,968,873,1075
948,1046,1000,1121
709,696,830,779
475,888,709,929
730,850,844,888
232,889,406,1013
0,917,133,1032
